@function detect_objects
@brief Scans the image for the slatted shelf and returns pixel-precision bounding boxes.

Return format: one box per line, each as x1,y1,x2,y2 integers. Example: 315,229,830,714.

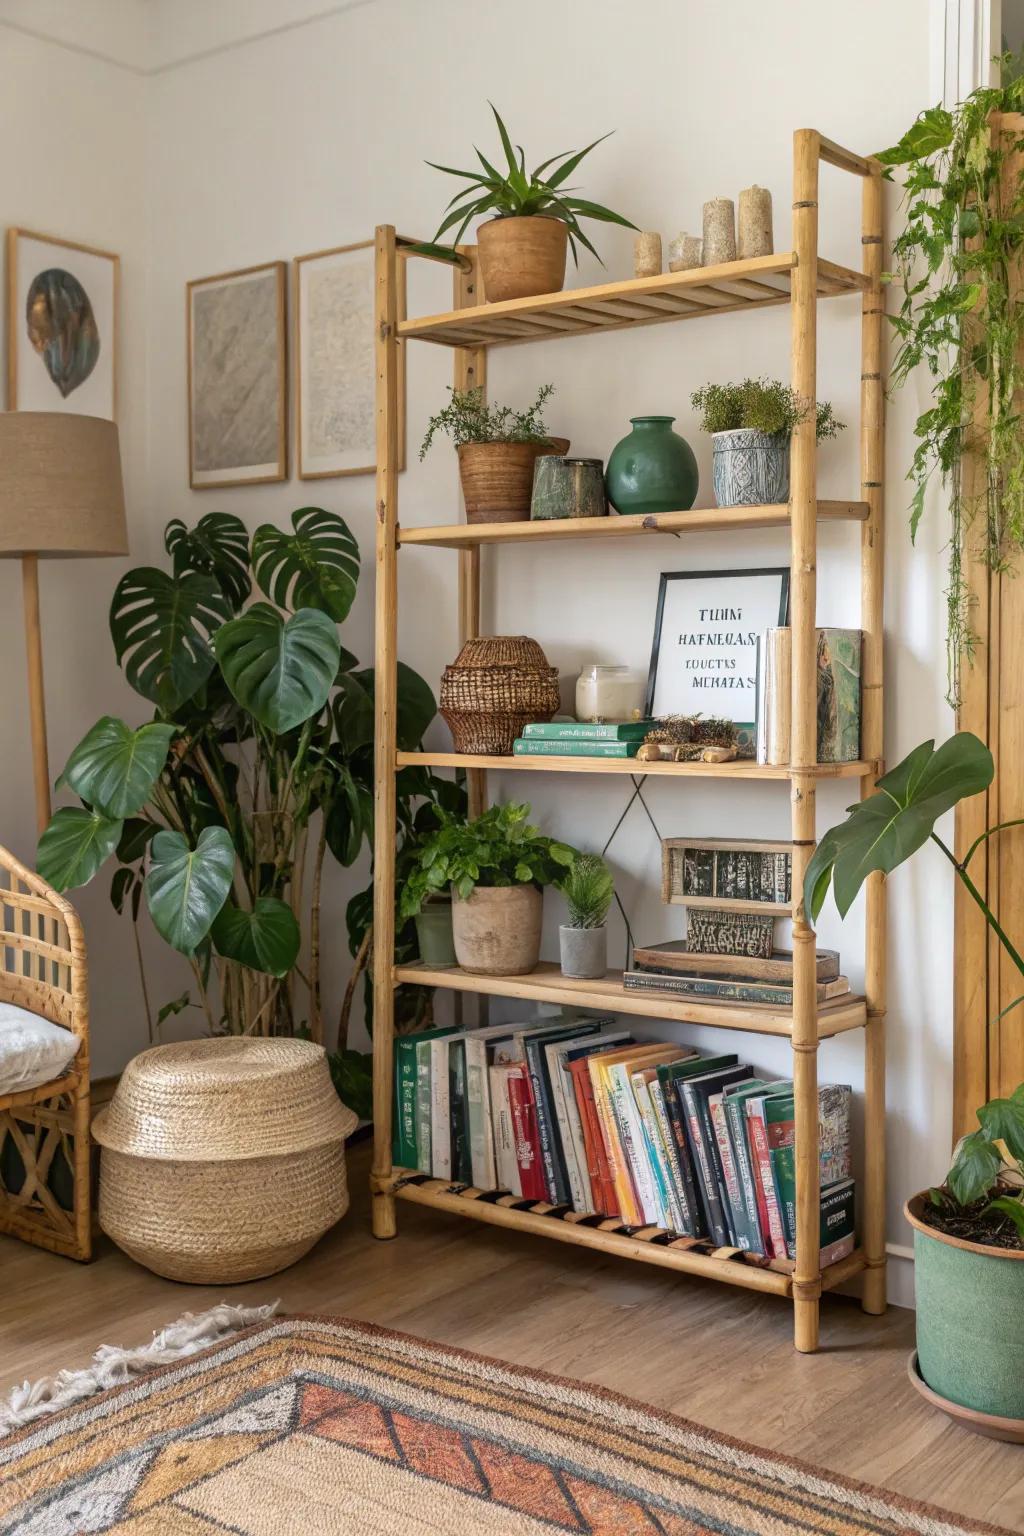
395,750,876,781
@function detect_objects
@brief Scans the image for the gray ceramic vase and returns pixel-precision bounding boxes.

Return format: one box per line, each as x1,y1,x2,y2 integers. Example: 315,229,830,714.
559,924,608,980
531,455,607,520
712,429,790,507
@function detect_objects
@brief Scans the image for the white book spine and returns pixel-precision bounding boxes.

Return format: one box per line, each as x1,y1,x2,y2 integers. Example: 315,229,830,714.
561,1061,596,1213
429,1038,452,1178
465,1036,496,1189
608,1063,663,1226
489,1065,522,1196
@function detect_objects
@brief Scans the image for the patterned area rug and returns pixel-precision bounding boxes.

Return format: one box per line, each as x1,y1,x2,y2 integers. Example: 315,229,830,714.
0,1315,1011,1535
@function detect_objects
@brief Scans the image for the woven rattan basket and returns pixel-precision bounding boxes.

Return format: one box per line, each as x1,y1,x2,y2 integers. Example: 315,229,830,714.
92,1038,357,1284
440,635,560,755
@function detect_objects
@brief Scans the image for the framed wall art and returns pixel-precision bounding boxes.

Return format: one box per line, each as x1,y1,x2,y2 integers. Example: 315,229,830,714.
187,261,287,489
645,567,789,752
294,239,406,479
6,228,119,419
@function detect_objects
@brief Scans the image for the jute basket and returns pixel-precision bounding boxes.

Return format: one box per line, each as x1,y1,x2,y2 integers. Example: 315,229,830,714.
440,635,560,755
92,1038,357,1284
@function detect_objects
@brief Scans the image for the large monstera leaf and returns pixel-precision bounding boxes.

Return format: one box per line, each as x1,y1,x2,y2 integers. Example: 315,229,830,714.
165,513,251,612
144,826,235,955
805,732,994,920
211,896,301,977
354,663,437,750
252,507,360,622
213,603,340,733
38,808,122,892
110,568,233,712
60,717,177,819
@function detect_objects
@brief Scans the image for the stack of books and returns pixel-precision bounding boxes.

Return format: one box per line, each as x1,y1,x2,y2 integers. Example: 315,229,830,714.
625,938,850,1010
512,720,655,758
755,627,862,765
393,1016,855,1268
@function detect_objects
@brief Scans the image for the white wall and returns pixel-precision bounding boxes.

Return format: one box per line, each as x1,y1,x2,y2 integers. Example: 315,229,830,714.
6,0,948,1308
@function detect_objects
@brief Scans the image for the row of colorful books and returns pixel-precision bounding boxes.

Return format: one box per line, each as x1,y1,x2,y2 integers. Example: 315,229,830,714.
511,721,653,759
392,1012,855,1266
624,938,851,1010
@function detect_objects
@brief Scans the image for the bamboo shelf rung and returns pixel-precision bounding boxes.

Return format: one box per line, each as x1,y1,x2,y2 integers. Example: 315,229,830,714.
396,750,877,782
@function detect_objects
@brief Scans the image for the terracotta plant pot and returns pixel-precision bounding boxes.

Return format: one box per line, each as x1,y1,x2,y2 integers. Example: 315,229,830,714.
458,438,569,524
450,884,542,976
477,215,568,302
906,1191,1024,1435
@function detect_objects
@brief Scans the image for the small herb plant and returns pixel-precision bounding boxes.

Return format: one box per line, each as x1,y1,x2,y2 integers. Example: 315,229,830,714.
398,802,576,919
690,378,844,441
419,103,636,265
559,853,614,930
420,384,555,457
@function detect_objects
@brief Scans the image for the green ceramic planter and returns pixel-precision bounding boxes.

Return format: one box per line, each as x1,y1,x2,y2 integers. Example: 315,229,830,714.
907,1192,1024,1422
414,900,457,967
605,415,699,516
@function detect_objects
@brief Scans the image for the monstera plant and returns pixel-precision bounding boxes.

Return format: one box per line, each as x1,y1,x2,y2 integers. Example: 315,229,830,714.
37,508,457,1114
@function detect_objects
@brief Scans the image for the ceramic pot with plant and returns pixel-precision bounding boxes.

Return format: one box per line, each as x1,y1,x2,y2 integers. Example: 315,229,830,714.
605,417,699,516
412,894,456,968
558,853,614,980
416,104,636,302
398,801,576,977
690,378,844,507
807,730,1024,1433
421,383,567,524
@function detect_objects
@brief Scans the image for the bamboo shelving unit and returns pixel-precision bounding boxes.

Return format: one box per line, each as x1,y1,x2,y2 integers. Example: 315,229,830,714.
370,128,887,1353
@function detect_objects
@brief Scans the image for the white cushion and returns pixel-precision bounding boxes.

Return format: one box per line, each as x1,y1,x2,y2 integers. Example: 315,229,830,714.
0,1001,80,1096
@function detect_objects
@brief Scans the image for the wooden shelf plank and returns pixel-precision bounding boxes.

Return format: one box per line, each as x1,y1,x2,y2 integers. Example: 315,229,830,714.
396,751,876,782
398,499,869,548
393,961,868,1041
398,253,868,349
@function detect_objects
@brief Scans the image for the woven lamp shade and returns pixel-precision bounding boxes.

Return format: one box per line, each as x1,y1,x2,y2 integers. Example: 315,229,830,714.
0,411,127,557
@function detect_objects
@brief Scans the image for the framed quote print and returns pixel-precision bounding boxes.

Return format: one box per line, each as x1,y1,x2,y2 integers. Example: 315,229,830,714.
6,228,119,419
294,239,406,479
645,567,790,753
188,261,288,489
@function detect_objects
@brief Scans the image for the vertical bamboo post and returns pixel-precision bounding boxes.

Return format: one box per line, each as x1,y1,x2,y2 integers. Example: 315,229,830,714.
22,555,52,837
860,160,888,1316
370,225,400,1240
790,129,822,1353
453,247,488,820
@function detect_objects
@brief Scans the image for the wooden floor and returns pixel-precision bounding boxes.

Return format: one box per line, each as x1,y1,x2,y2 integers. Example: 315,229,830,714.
2,1137,1021,1530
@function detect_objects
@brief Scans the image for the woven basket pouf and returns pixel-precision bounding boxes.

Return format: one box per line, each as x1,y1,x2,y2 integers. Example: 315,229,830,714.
92,1037,357,1284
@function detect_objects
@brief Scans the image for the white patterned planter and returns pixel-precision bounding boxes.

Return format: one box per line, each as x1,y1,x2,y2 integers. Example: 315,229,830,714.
712,429,789,507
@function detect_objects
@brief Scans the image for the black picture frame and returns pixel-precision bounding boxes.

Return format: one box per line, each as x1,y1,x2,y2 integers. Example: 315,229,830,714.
644,567,790,738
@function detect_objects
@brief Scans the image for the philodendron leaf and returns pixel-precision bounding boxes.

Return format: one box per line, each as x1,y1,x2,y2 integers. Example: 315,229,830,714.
948,1129,1003,1206
110,567,233,712
211,896,300,978
978,1095,1024,1163
251,507,360,622
214,603,341,733
38,807,123,892
165,512,252,613
60,717,177,819
805,732,994,920
144,826,235,955
986,1195,1024,1239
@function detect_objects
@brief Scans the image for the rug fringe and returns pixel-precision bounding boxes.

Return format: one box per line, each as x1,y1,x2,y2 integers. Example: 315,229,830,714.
0,1300,279,1435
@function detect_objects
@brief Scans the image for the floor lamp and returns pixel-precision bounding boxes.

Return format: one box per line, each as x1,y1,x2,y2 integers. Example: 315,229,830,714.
0,412,128,838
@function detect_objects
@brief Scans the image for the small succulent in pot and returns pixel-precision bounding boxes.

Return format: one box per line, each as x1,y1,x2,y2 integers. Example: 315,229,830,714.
421,384,567,524
558,852,614,980
414,103,637,301
690,377,844,508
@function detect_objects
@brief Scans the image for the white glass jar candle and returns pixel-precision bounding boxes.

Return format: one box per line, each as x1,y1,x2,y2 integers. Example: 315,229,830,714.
575,664,646,722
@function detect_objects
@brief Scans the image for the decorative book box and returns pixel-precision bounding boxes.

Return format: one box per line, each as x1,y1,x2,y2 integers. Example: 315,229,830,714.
685,908,775,960
662,837,793,913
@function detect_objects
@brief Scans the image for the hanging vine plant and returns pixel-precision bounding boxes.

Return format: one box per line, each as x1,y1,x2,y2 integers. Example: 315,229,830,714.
878,62,1024,706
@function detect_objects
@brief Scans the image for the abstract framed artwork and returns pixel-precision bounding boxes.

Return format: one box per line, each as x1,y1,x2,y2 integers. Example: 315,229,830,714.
6,228,119,420
294,239,406,479
187,261,288,489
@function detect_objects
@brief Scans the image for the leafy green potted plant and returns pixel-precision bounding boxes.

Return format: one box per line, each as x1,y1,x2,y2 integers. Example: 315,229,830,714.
558,853,614,979
418,103,636,301
420,382,566,524
806,730,1024,1431
690,378,844,507
399,801,576,976
35,508,445,1119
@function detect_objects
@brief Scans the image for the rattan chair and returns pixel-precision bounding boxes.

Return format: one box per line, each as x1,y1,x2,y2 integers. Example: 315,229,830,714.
0,843,91,1261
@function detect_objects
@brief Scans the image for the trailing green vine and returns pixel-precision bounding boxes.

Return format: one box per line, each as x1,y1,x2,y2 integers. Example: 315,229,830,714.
879,62,1024,706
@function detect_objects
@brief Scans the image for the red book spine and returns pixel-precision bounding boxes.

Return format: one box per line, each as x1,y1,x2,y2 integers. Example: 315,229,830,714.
507,1070,546,1202
747,1104,787,1259
568,1059,606,1215
582,1065,620,1218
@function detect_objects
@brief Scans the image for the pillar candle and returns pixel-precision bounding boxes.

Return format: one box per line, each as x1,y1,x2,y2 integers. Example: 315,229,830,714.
702,199,736,266
738,185,774,258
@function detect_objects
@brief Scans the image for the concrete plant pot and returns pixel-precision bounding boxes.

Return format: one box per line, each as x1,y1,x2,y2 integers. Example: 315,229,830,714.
451,884,542,976
559,924,607,980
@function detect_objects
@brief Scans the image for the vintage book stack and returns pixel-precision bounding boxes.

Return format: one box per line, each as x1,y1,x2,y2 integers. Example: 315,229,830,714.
512,720,656,759
391,1010,855,1267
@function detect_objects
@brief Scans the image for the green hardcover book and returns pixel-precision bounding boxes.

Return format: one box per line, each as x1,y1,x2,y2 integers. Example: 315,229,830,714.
766,1085,852,1257
449,1040,472,1184
520,720,655,741
513,737,640,758
393,1037,419,1168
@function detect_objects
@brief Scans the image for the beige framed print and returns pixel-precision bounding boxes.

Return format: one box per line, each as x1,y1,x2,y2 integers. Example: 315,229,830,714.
188,261,287,489
6,228,119,419
294,239,405,479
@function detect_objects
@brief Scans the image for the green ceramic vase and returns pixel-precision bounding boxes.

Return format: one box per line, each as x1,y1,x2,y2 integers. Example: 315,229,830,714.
605,415,699,516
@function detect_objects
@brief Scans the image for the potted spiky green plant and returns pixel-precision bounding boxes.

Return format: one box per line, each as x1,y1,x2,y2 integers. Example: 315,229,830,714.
417,104,636,302
558,853,614,979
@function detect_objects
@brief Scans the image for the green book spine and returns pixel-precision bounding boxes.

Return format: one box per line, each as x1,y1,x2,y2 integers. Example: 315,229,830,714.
513,738,640,758
449,1042,472,1184
772,1143,797,1257
414,1041,432,1175
393,1038,418,1169
520,721,654,741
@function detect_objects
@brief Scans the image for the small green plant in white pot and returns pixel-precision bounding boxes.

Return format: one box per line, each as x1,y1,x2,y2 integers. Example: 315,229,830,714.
558,853,614,980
